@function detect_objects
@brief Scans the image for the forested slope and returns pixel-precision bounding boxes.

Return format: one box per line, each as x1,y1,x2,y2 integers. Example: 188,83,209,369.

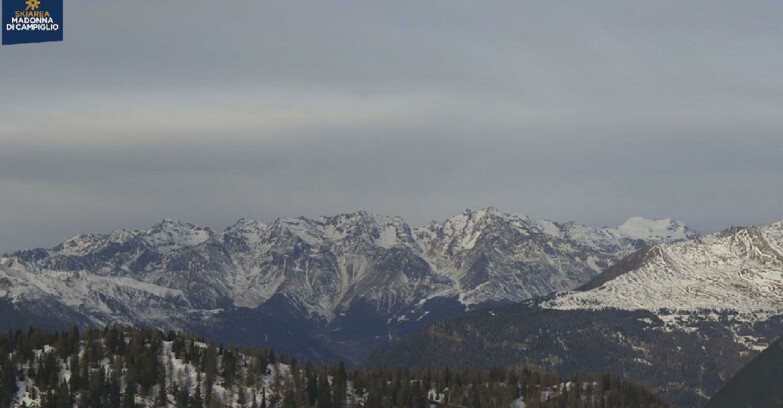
0,326,671,408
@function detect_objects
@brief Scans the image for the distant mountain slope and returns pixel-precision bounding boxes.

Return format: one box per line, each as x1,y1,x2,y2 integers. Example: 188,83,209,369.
705,337,783,408
366,302,772,408
0,208,692,363
367,219,783,407
576,246,661,291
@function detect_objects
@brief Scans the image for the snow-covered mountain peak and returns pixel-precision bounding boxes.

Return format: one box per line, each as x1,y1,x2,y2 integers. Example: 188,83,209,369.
263,216,322,247
311,211,415,249
320,211,383,229
417,207,536,252
52,227,141,256
143,219,213,251
56,233,104,256
461,207,529,224
467,206,501,217
231,217,266,229
321,211,404,229
220,218,268,249
763,221,783,248
617,216,695,242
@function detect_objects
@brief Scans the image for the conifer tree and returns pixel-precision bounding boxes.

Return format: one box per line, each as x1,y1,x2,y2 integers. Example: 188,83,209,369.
317,371,333,408
122,383,137,408
192,384,205,408
156,363,168,407
237,383,247,408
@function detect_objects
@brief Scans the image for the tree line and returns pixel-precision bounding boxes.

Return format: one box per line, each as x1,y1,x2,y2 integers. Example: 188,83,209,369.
0,326,671,408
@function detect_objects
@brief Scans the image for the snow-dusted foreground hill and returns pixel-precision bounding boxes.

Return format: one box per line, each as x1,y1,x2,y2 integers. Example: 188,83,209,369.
0,208,691,362
544,220,783,350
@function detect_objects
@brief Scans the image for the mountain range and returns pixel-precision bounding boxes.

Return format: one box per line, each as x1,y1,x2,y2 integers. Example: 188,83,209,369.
0,208,693,364
368,218,783,407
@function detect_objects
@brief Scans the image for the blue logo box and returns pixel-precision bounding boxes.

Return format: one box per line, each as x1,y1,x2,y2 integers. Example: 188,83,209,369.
3,0,63,45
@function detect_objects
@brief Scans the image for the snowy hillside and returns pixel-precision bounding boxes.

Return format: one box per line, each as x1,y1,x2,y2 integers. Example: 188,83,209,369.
543,220,783,350
546,221,783,314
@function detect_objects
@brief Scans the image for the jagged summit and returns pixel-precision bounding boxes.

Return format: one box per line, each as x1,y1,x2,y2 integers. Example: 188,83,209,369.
146,218,213,251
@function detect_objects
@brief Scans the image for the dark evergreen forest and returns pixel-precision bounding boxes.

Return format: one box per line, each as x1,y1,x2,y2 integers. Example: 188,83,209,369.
0,326,671,408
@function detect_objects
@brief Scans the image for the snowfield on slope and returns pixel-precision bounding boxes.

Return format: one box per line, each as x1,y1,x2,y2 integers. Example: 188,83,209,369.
546,221,783,318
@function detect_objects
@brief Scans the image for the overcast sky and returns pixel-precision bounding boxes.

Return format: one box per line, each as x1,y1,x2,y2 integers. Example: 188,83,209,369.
1,1,782,252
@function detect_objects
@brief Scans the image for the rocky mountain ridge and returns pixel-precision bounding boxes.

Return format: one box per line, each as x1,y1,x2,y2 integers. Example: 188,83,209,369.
0,208,693,362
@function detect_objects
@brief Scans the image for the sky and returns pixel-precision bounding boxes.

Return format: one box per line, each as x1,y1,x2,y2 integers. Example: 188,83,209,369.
1,0,782,252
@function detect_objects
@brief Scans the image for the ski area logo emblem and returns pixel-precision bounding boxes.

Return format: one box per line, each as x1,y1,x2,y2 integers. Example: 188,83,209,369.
3,0,63,45
25,0,41,11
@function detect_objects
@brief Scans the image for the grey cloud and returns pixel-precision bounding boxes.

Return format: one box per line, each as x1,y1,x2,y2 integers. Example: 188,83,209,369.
0,0,782,251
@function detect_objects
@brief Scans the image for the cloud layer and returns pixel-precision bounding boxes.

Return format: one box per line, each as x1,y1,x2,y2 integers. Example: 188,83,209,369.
1,0,782,251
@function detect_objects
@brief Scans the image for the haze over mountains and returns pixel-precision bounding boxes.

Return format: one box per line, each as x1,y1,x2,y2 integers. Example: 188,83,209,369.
0,208,692,363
